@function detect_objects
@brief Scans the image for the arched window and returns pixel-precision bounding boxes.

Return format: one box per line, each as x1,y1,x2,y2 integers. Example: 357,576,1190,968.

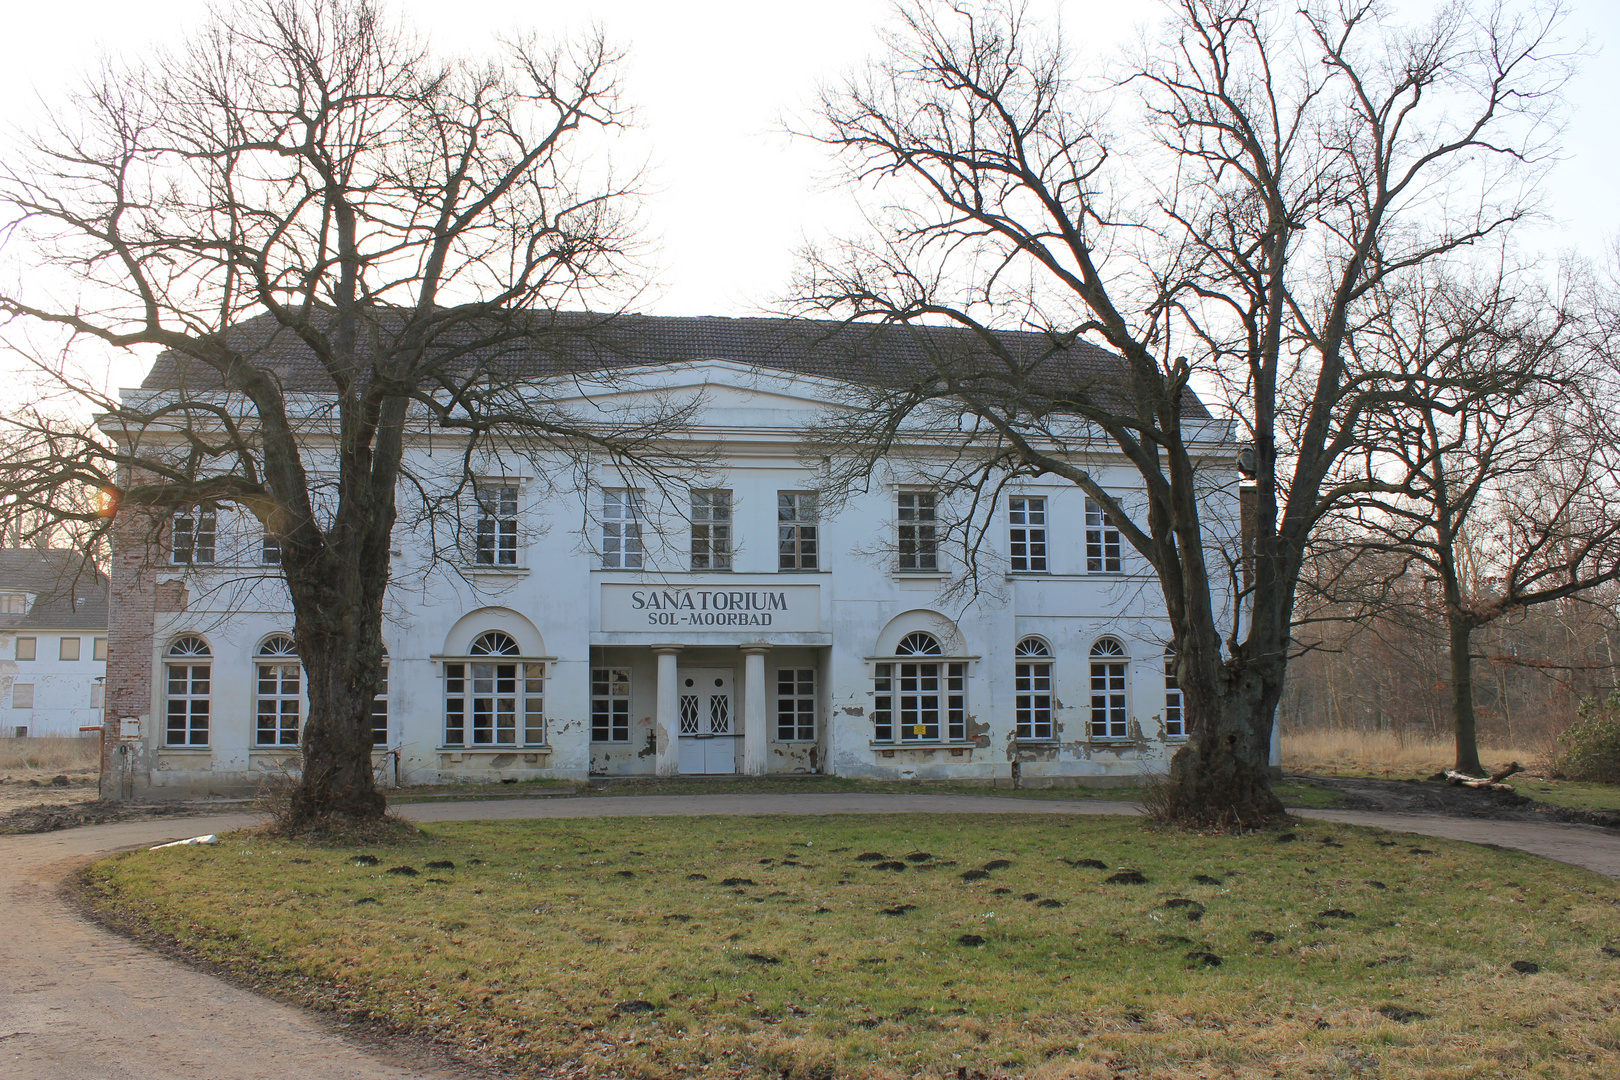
1089,637,1128,740
256,635,302,747
874,631,964,743
165,637,211,747
1014,637,1053,741
372,647,390,747
895,631,942,656
1163,649,1184,739
469,631,521,656
446,633,543,746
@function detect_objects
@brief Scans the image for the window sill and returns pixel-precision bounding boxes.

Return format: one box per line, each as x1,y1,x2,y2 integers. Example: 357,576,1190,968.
891,570,949,579
459,565,530,577
438,745,552,753
251,746,300,752
1013,739,1058,746
869,740,979,749
1089,737,1136,745
160,746,212,753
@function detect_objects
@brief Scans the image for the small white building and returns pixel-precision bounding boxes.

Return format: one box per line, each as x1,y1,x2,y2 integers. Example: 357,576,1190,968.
0,549,108,739
104,314,1244,793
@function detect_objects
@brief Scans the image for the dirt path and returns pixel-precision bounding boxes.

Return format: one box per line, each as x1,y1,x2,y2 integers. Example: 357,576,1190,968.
5,793,1620,1080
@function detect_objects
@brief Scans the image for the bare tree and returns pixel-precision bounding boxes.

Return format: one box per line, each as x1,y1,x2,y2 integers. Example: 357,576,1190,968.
1310,270,1620,774
792,0,1571,825
0,0,694,825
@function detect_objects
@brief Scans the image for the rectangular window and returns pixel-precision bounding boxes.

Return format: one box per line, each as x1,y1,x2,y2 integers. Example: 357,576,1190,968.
60,637,80,661
897,491,938,571
476,485,520,566
16,637,35,661
1085,498,1122,573
1090,659,1128,739
444,662,544,746
591,668,631,742
91,682,104,709
255,659,302,746
778,492,819,571
166,664,210,746
93,637,108,661
1008,496,1048,572
0,592,27,614
11,683,33,709
1164,653,1184,738
690,490,733,571
172,510,217,565
1015,661,1054,740
600,490,643,569
872,661,964,742
371,666,389,746
776,668,816,741
261,533,282,566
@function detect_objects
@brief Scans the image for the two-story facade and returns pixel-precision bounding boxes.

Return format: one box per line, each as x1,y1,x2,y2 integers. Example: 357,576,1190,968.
104,314,1247,793
0,549,108,739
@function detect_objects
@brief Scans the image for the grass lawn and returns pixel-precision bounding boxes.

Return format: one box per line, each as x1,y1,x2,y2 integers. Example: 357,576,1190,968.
1511,779,1620,816
83,814,1620,1080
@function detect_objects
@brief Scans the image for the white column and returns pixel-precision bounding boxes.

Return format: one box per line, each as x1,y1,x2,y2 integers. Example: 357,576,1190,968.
741,643,771,776
653,645,682,776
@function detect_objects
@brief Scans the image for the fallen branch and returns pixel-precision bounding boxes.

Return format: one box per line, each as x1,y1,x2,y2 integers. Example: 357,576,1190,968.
1435,761,1524,791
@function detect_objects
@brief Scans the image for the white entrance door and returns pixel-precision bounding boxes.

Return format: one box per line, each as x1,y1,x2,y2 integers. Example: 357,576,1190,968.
676,668,737,775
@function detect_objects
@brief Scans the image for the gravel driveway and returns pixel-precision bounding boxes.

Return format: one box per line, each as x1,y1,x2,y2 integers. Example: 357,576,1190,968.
4,794,1618,1080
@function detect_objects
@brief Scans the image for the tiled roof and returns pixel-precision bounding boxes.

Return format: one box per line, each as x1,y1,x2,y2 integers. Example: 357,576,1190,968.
0,549,108,631
139,310,1212,420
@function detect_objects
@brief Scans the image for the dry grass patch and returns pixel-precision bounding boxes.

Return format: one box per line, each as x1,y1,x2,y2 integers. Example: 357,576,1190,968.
1282,729,1539,777
0,734,99,773
83,814,1620,1080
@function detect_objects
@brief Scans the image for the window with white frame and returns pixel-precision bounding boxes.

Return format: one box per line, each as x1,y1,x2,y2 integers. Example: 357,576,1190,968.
1085,498,1121,573
261,532,282,566
1008,496,1047,572
0,592,28,614
172,509,217,565
690,490,733,570
600,490,643,569
591,668,631,742
778,491,819,570
444,631,544,746
873,632,965,742
1014,637,1054,740
1163,649,1184,738
1089,637,1129,739
371,653,389,746
897,491,938,571
776,668,816,741
165,636,211,746
475,485,520,566
255,635,302,746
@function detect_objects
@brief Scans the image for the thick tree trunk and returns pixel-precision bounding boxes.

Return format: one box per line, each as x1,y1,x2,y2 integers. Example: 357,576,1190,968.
1156,662,1287,829
289,643,386,825
1448,616,1486,776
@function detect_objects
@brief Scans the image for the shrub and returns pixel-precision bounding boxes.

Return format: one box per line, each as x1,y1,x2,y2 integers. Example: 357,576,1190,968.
1552,692,1620,783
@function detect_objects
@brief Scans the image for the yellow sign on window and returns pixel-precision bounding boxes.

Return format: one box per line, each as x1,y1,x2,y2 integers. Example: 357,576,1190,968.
913,724,926,736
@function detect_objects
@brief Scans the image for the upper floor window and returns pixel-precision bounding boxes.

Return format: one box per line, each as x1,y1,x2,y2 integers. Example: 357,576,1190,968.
690,490,733,571
0,592,29,615
476,485,520,566
778,491,819,571
1014,637,1053,740
60,637,80,661
255,635,302,747
164,636,211,747
1085,498,1121,573
172,510,216,565
600,490,643,569
1008,496,1047,573
896,491,937,571
15,636,35,661
93,636,108,661
1089,637,1129,740
1163,649,1184,739
372,653,390,747
261,532,282,566
445,631,544,746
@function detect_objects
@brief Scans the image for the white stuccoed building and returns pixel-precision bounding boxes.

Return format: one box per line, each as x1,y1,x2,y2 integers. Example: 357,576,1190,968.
0,549,108,739
104,314,1247,794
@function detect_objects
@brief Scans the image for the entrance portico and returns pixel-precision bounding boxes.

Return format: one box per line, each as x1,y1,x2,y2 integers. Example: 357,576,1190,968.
648,642,774,776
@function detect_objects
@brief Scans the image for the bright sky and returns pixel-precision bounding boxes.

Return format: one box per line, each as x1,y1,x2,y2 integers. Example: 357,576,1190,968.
2,0,1616,395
